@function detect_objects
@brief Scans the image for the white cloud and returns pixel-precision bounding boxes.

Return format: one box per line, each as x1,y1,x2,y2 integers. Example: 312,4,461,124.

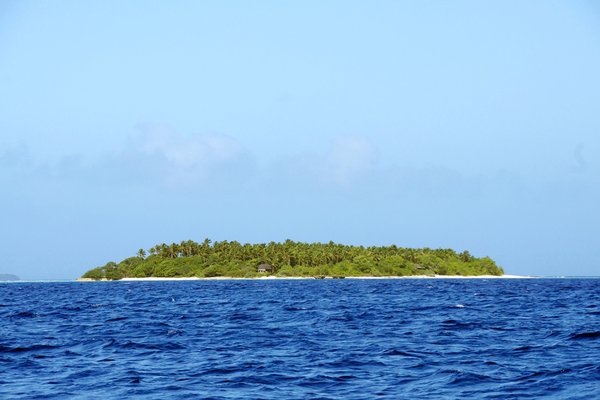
265,135,379,190
325,136,377,186
124,124,255,187
0,143,30,169
136,124,243,167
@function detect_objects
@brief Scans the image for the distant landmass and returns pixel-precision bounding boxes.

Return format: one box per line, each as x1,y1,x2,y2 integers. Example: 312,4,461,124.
0,274,20,281
81,239,503,280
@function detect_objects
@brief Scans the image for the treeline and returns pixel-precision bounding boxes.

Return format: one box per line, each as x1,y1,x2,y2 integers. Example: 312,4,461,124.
81,239,503,280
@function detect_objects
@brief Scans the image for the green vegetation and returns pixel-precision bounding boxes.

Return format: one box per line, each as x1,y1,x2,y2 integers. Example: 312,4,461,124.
81,239,503,280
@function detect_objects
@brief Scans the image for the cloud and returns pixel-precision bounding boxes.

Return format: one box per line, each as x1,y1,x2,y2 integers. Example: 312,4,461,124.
135,124,245,169
262,135,487,199
7,128,595,206
122,123,255,187
0,124,256,193
266,135,378,191
0,143,30,169
571,143,587,173
325,136,377,186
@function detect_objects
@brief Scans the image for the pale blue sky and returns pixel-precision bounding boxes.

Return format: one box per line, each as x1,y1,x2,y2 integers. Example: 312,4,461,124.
1,1,600,279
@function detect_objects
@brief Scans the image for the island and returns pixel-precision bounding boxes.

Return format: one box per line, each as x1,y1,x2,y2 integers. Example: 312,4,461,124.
80,239,503,280
0,274,20,281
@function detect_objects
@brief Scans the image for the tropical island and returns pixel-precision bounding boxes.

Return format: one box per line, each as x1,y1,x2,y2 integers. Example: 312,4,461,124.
80,239,503,280
0,274,20,281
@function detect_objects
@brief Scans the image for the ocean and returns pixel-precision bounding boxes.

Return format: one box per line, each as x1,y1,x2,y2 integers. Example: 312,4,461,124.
1,279,599,399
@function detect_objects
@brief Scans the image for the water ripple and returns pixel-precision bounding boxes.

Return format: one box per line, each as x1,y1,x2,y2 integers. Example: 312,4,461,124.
0,279,600,398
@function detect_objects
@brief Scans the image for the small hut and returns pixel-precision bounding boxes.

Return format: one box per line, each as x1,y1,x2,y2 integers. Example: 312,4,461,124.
257,263,274,273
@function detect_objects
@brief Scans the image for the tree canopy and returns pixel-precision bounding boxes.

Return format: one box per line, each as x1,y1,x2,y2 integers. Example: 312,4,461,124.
81,239,503,280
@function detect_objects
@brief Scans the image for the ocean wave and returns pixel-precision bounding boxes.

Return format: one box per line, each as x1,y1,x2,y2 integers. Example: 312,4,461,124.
1,279,599,398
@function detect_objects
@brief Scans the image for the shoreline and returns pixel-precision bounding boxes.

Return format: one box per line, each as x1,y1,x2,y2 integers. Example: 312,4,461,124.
77,274,535,282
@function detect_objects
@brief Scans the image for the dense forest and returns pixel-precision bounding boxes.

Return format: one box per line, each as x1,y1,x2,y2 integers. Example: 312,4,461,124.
81,239,503,280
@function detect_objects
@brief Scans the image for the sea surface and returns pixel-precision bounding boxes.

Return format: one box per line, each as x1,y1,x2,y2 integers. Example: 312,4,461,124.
1,279,600,399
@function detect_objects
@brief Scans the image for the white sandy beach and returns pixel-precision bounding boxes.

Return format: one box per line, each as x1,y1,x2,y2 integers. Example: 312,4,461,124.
349,274,534,279
77,274,535,282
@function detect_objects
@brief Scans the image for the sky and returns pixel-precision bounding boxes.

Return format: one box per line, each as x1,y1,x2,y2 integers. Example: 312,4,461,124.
1,1,600,279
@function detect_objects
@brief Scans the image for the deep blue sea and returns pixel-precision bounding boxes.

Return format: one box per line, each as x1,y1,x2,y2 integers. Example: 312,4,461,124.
1,279,600,399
